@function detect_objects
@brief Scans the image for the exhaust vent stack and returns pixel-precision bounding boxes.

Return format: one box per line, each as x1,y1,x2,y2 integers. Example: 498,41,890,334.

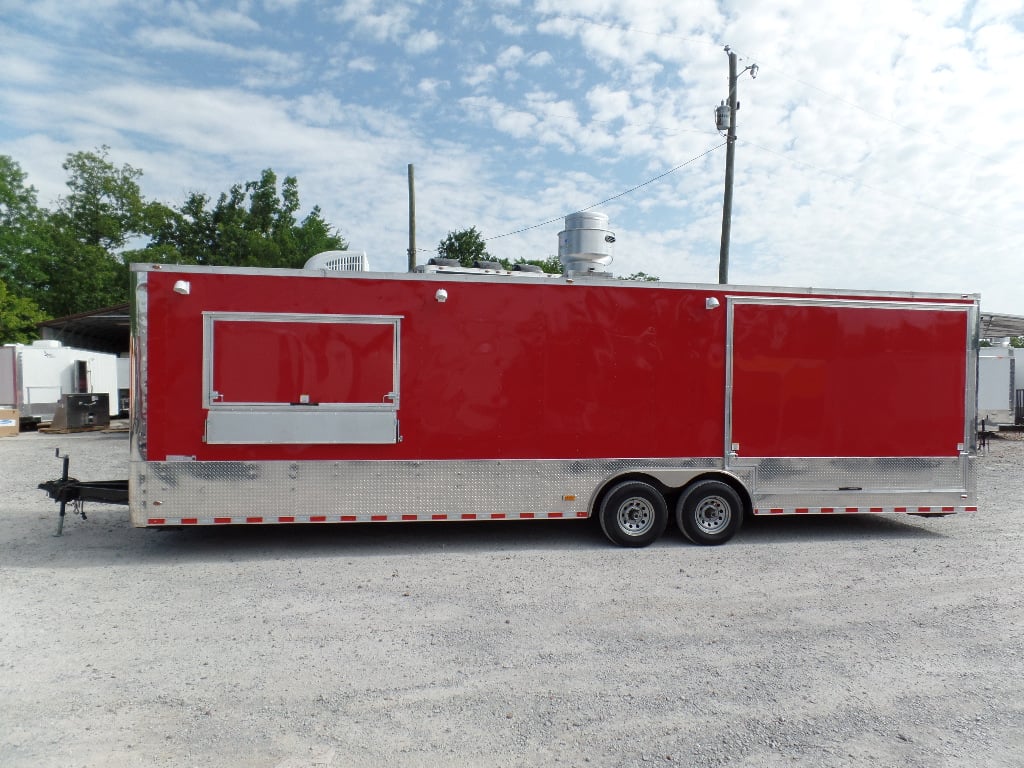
558,212,614,273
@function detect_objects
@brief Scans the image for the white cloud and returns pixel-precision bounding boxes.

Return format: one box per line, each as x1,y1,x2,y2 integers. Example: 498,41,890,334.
496,46,526,68
405,29,441,54
2,0,1023,314
463,64,497,88
130,25,305,88
347,57,377,73
417,78,449,98
331,0,416,42
528,51,554,67
135,26,299,69
1,0,129,32
586,84,631,123
969,0,1024,29
492,14,527,36
166,2,261,34
0,54,51,85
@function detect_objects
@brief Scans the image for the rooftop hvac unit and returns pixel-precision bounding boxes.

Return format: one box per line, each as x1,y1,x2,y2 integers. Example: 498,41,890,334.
303,250,370,272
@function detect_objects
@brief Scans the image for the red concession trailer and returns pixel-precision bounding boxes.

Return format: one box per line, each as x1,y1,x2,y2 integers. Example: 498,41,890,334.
113,262,981,546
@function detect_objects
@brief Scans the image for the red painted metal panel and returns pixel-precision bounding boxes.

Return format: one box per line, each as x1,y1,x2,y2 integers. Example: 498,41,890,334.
143,270,727,461
141,269,971,463
731,303,967,457
212,319,393,405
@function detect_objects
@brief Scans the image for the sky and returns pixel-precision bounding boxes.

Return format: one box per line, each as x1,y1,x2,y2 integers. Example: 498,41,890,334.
2,0,1022,314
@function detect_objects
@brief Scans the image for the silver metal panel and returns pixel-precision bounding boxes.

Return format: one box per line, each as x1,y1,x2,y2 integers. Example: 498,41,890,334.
753,456,965,492
130,274,148,467
204,409,398,445
965,306,981,443
129,457,723,525
749,455,971,510
128,452,972,526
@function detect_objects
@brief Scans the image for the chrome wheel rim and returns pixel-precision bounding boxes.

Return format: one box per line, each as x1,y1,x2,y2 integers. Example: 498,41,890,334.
694,496,731,535
616,497,656,536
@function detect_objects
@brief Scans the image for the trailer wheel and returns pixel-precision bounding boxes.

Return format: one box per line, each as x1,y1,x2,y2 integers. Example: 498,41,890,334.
598,480,668,548
676,480,743,546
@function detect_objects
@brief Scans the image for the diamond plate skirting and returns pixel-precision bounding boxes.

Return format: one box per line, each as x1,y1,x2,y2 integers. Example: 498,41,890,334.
129,458,722,526
128,454,973,527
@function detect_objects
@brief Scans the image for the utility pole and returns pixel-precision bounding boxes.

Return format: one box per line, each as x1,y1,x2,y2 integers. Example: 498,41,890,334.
407,163,416,272
716,46,757,285
717,49,738,285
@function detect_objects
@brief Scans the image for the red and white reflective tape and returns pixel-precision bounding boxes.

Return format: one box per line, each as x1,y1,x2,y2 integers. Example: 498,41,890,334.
751,505,977,516
145,510,589,526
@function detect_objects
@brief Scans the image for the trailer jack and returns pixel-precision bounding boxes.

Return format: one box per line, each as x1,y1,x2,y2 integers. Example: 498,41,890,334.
38,449,129,536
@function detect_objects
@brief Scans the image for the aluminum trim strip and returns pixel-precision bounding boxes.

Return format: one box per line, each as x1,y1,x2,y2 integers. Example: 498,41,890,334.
130,273,147,466
128,262,980,303
144,511,592,526
752,506,974,516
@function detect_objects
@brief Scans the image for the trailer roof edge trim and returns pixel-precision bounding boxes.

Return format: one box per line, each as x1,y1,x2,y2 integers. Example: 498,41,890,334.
129,263,979,304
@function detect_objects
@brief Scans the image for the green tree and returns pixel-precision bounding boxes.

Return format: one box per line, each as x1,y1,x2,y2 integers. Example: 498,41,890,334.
982,337,1024,348
623,271,660,281
14,147,167,316
0,278,46,343
56,147,153,250
437,227,492,268
436,230,568,273
514,255,562,274
0,156,47,301
144,169,345,268
1,151,347,318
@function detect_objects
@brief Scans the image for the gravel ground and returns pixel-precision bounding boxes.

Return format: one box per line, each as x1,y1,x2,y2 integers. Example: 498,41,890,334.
1,429,1022,768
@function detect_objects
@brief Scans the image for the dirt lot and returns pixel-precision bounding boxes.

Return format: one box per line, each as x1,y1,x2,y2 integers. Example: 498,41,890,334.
1,429,1022,768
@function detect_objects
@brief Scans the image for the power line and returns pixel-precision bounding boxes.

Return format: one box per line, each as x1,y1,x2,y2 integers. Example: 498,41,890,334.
487,142,727,241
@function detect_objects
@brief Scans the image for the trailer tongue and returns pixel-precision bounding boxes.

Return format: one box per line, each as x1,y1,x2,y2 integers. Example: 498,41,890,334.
39,449,129,535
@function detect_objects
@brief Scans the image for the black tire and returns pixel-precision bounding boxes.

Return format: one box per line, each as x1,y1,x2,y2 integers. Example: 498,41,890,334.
598,480,668,548
676,480,743,545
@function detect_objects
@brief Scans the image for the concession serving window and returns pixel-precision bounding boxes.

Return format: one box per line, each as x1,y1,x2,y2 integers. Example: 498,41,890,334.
202,312,401,444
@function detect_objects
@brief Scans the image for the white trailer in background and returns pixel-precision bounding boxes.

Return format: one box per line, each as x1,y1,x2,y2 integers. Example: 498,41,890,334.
977,346,1018,427
0,340,120,423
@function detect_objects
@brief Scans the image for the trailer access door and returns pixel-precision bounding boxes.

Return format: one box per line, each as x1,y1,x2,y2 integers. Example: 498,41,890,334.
726,298,972,458
725,297,974,511
202,312,401,444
